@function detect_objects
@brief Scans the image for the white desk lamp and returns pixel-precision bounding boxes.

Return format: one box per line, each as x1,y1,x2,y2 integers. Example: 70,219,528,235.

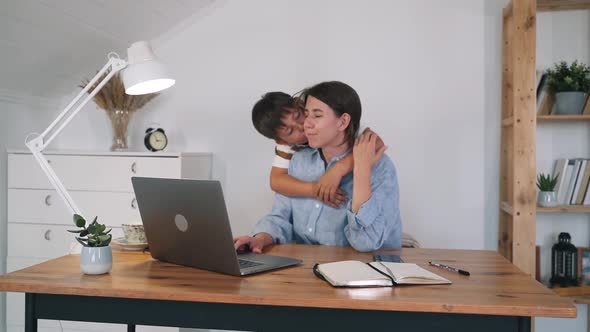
25,41,175,219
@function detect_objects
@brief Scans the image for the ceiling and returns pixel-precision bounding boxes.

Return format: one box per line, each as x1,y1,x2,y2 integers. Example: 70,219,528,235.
0,0,214,99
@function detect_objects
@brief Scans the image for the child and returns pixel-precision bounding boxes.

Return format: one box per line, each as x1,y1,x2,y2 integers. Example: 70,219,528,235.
251,91,383,207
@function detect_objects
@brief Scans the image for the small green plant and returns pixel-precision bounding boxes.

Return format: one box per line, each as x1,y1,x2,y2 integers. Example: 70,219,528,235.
537,173,559,192
546,60,590,93
68,214,112,247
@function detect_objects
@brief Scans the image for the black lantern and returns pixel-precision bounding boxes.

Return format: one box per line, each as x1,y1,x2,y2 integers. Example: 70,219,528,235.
550,232,578,287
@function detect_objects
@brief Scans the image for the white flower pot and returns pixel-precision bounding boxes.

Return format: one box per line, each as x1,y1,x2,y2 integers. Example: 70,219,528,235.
537,191,558,208
80,246,112,275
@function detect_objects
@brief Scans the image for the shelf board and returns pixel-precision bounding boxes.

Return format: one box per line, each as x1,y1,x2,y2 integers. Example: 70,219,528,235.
537,0,590,12
549,284,590,303
537,205,590,213
501,202,590,213
537,114,590,122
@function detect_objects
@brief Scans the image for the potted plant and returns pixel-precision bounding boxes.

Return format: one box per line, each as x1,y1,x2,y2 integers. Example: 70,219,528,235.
68,214,113,275
546,60,590,115
537,173,559,208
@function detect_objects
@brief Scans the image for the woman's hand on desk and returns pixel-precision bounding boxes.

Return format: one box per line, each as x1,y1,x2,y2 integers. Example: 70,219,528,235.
234,233,273,254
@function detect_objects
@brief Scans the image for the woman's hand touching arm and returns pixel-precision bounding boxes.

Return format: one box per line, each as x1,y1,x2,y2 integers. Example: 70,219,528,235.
351,131,387,213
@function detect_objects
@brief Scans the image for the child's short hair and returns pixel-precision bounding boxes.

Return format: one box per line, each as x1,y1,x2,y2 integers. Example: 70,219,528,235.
251,92,299,140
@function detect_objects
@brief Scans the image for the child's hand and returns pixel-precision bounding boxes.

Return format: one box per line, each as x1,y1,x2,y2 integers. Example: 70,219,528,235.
354,130,387,171
313,170,347,208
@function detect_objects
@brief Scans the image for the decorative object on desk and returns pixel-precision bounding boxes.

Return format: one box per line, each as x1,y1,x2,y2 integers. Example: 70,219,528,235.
144,127,168,152
536,172,558,208
68,214,113,275
577,247,590,284
23,40,173,273
545,60,590,115
121,223,147,243
550,232,578,287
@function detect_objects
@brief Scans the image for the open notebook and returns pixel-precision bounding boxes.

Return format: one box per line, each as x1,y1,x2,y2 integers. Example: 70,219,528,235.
313,260,451,287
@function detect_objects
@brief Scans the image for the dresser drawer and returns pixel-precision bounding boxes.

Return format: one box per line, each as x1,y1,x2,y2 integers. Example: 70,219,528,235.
8,189,142,226
8,154,181,191
7,223,124,259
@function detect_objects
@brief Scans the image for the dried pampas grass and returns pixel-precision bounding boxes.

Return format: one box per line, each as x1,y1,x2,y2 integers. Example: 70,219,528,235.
80,71,159,113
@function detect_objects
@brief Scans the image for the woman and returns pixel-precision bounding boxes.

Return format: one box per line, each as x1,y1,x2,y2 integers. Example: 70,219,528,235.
234,81,401,252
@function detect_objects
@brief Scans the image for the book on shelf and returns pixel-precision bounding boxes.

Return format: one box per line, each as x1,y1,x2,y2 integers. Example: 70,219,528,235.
556,159,576,204
536,69,543,89
537,73,552,115
553,159,568,203
584,176,590,205
569,159,584,204
313,260,451,288
574,160,590,204
583,95,590,115
552,158,590,206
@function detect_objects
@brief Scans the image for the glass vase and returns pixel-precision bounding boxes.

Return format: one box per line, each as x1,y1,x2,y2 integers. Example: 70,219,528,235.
108,109,132,151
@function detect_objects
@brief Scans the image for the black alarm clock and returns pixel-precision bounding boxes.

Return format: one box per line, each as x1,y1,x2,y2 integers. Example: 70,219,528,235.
144,127,168,152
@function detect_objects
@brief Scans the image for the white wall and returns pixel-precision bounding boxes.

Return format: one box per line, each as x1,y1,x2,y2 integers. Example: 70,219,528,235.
56,0,490,250
535,9,590,332
0,90,58,332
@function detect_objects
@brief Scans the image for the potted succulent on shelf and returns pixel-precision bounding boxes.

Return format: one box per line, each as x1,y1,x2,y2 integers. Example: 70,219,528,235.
545,60,590,115
68,214,113,275
537,173,559,208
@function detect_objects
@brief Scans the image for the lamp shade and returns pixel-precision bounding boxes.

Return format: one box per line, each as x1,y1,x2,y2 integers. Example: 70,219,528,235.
123,41,175,95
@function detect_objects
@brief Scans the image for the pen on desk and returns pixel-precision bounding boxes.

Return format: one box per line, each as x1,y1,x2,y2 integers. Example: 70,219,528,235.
429,261,470,276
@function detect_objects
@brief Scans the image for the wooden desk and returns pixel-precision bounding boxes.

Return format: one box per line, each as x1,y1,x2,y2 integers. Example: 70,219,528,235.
0,245,576,332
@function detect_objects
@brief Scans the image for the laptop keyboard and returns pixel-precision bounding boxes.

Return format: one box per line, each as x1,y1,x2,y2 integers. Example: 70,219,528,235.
239,259,263,269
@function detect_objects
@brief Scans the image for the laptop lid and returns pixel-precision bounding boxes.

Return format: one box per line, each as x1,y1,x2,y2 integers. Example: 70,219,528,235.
131,177,242,276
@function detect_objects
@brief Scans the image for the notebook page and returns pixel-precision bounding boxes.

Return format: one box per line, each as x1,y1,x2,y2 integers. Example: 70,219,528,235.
317,260,392,287
369,262,451,285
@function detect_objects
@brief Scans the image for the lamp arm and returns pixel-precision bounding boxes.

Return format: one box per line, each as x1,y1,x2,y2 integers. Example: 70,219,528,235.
25,55,128,219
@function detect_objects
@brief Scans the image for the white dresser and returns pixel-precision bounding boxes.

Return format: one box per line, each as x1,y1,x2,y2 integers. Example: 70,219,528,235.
5,150,212,332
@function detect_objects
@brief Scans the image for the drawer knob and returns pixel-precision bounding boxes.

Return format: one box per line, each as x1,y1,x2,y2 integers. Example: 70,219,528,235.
131,198,137,209
44,230,51,241
131,162,137,174
45,195,52,206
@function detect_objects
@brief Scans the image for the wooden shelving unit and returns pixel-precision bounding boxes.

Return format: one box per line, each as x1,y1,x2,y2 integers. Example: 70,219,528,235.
499,0,537,277
499,0,590,284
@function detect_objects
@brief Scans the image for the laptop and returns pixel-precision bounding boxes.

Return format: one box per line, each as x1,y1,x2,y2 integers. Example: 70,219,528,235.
131,177,302,276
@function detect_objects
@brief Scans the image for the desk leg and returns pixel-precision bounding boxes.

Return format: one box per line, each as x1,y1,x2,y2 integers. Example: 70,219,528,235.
25,293,38,332
519,316,531,332
128,324,136,332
